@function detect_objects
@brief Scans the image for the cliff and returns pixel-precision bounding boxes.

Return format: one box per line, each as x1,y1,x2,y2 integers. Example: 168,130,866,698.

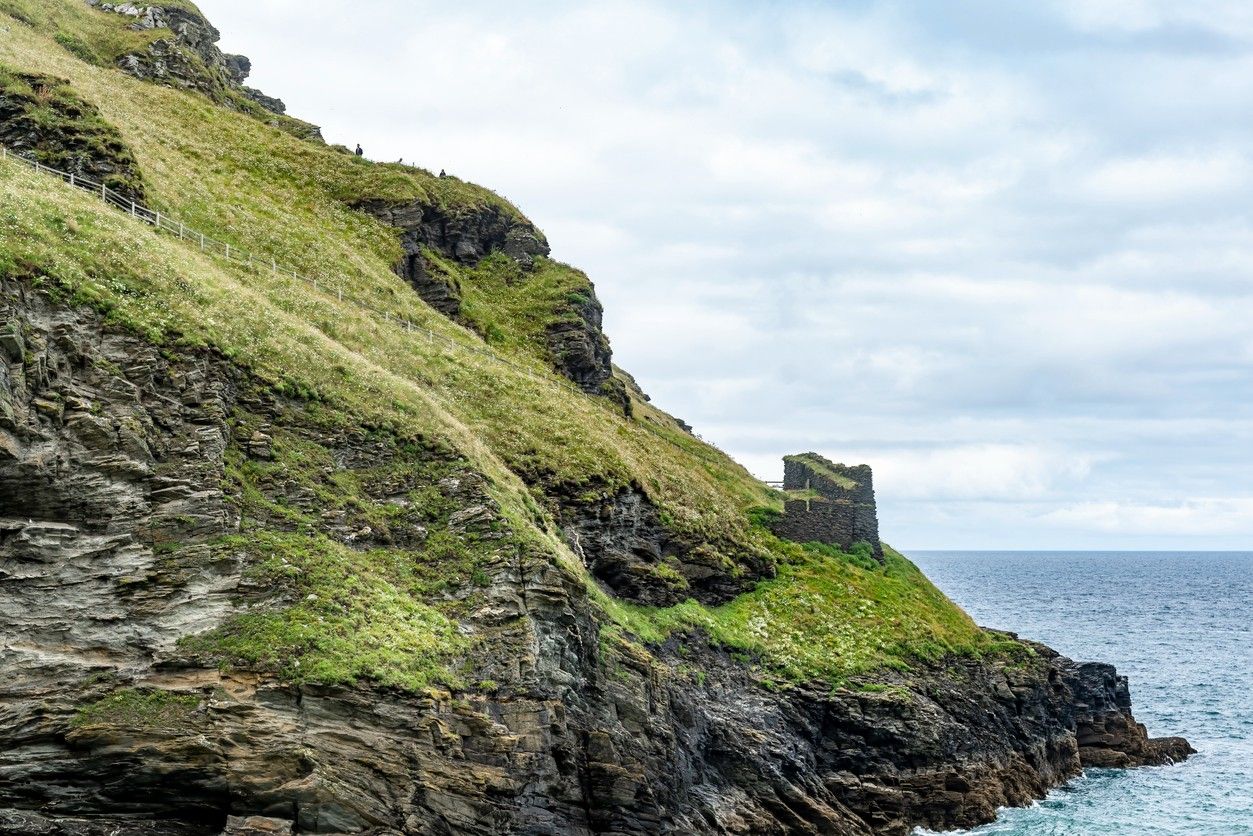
0,3,1191,834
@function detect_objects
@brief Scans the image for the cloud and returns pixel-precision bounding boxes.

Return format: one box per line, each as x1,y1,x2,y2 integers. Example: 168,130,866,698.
1052,0,1253,40
1045,498,1253,535
1080,151,1251,203
857,444,1096,501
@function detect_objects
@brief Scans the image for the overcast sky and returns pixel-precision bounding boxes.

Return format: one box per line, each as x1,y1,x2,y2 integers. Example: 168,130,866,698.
200,0,1253,550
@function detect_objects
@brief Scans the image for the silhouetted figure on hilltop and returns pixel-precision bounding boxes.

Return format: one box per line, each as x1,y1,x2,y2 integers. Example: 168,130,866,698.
354,144,363,157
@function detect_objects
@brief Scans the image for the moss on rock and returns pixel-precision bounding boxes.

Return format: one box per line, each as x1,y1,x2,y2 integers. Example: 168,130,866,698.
0,65,146,202
73,688,201,731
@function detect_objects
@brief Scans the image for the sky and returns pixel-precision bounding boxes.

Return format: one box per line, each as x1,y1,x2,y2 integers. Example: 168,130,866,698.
199,0,1253,550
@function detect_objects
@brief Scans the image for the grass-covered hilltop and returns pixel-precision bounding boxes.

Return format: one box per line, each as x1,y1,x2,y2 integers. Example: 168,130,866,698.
0,4,1191,835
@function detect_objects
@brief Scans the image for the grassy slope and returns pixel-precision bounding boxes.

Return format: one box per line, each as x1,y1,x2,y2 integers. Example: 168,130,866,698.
0,0,166,67
0,12,770,548
0,3,1002,689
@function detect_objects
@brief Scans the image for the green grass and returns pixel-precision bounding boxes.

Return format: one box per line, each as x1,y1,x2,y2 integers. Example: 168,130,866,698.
175,408,504,692
456,251,600,359
0,2,1006,692
0,0,164,67
73,688,201,730
600,544,996,688
179,532,472,692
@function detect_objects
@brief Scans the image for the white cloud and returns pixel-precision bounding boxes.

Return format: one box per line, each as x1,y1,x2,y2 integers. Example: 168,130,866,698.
1045,498,1253,535
1052,0,1170,33
1080,151,1251,204
1053,0,1253,39
854,444,1095,501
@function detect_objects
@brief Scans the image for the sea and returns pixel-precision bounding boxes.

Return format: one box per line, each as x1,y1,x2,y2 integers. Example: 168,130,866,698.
906,551,1253,836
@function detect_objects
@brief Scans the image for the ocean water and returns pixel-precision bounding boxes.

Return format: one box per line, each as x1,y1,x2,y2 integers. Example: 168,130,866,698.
906,551,1253,836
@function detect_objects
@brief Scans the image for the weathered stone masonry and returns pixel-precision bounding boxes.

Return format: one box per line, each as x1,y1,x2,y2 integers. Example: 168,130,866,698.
770,452,883,558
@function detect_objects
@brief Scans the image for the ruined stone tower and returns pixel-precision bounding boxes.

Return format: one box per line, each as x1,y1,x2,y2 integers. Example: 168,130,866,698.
770,453,883,559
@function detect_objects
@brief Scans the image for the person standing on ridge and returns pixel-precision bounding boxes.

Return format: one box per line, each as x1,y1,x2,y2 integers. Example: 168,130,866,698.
355,144,363,157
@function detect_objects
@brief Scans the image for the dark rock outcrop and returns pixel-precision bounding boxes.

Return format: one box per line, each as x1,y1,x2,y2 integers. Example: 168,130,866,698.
354,197,622,403
356,197,626,402
771,453,883,559
1071,662,1194,767
556,485,771,607
357,198,550,273
0,71,147,204
546,288,620,401
354,198,550,321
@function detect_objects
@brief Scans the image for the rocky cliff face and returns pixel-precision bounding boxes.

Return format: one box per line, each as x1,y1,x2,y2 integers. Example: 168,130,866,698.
0,70,147,203
545,288,617,400
556,485,772,607
355,197,623,403
353,198,550,322
0,276,1192,836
